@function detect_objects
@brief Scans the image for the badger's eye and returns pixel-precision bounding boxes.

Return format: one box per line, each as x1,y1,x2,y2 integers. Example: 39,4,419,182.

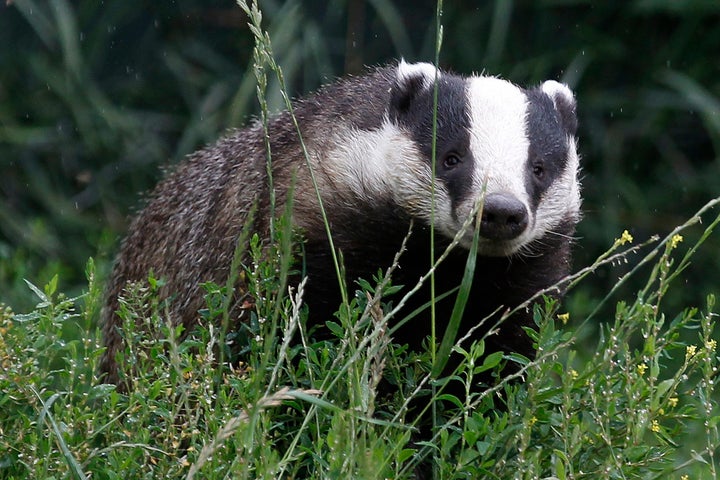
532,164,544,179
443,153,461,169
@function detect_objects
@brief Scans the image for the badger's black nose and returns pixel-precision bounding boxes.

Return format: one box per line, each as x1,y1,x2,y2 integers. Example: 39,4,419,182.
479,193,529,240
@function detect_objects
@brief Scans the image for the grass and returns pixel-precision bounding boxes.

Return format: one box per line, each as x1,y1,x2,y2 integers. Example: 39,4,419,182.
2,197,720,478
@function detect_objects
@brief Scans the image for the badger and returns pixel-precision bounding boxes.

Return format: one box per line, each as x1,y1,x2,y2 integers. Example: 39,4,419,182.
99,60,581,386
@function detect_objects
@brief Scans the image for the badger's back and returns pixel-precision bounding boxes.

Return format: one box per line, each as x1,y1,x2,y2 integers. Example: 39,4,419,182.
100,67,401,380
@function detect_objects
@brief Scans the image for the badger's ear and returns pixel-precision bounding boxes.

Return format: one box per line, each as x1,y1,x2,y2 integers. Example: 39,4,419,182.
389,60,440,119
541,80,577,136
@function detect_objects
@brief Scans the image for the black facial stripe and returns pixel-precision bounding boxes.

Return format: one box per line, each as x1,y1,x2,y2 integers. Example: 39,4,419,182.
524,88,570,211
389,73,473,214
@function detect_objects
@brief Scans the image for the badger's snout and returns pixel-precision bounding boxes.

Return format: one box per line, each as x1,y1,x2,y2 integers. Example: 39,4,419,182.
479,193,529,240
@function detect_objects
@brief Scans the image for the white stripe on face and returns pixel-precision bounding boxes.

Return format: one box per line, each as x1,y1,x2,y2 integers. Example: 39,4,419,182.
460,76,534,253
466,77,530,199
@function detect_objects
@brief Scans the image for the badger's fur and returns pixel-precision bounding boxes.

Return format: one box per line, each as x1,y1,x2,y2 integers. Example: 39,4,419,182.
100,61,581,385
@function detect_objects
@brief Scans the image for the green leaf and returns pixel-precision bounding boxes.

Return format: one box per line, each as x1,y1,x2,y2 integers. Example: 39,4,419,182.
505,353,530,367
398,448,416,463
691,450,709,465
45,274,58,297
436,393,464,409
656,379,675,399
475,351,504,374
555,454,566,480
24,279,49,304
709,416,720,429
325,320,344,338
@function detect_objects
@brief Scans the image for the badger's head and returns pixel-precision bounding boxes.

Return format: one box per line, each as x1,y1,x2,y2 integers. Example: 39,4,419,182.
378,60,581,257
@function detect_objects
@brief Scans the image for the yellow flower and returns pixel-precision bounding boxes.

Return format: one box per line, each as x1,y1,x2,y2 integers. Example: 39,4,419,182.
651,419,661,433
637,363,648,376
557,312,570,324
670,234,683,249
706,339,717,353
668,397,679,408
681,475,689,480
616,229,634,246
528,416,538,427
686,344,698,360
569,369,579,380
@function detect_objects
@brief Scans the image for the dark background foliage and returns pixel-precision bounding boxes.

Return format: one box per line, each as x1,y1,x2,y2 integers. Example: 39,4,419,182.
1,0,718,320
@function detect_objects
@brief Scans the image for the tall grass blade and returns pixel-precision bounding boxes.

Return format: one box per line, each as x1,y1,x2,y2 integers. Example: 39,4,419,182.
432,199,482,378
237,0,351,318
31,387,88,480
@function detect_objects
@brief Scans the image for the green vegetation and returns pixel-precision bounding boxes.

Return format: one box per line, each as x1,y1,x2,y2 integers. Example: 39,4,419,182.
2,197,720,478
1,0,719,479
